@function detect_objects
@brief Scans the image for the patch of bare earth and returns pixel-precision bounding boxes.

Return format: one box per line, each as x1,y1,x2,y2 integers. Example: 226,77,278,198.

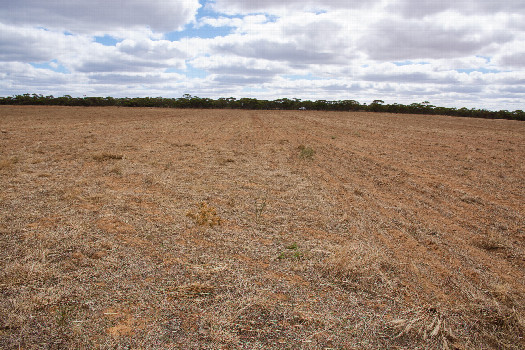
1,106,524,349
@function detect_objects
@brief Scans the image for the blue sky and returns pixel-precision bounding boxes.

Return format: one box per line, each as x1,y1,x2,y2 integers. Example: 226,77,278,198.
1,0,524,110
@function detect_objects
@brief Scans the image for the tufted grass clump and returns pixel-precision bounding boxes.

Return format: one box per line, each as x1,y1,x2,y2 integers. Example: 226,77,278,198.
298,145,315,160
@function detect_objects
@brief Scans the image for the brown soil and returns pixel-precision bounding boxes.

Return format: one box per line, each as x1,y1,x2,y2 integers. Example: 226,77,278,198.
1,106,524,349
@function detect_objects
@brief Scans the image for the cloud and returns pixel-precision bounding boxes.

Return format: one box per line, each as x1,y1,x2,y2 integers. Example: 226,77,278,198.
498,51,525,68
211,0,379,14
498,86,525,94
362,71,458,84
213,38,350,64
212,74,273,85
116,39,188,60
0,23,91,63
390,0,525,18
361,17,513,60
69,39,188,73
0,62,84,93
215,11,360,61
191,56,287,76
0,0,201,34
88,72,185,85
74,58,167,74
0,24,188,74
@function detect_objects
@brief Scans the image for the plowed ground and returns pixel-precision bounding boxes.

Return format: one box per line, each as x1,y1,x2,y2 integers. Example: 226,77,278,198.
1,106,524,349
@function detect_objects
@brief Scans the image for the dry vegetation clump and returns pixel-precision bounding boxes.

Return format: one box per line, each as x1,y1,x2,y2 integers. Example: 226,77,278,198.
186,202,222,227
0,156,19,171
325,239,397,295
468,299,525,349
92,152,123,161
168,283,215,299
297,144,315,159
391,306,458,349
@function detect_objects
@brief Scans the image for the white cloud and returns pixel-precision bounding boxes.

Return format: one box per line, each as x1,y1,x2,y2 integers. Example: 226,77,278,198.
498,52,525,68
360,13,514,61
191,55,288,76
0,0,201,35
389,0,525,18
211,0,379,14
0,62,86,95
203,12,360,66
0,23,91,63
87,72,186,85
213,37,349,64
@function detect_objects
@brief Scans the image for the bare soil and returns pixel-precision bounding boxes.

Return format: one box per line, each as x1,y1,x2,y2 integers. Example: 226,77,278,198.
1,106,524,349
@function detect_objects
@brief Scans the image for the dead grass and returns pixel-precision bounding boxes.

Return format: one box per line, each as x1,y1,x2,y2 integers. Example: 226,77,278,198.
0,156,18,170
92,152,123,161
469,300,525,349
391,305,457,349
0,106,524,349
186,202,222,227
326,239,396,294
168,283,215,299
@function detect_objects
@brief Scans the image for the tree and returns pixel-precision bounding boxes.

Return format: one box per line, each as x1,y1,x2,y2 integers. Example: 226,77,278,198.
368,100,385,112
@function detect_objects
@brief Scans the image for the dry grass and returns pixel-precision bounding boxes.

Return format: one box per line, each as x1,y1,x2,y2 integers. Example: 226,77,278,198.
92,152,123,161
391,306,457,349
186,202,222,227
326,239,396,295
0,156,18,171
297,144,315,160
0,106,524,349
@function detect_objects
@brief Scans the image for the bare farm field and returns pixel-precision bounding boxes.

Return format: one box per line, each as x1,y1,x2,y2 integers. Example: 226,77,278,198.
1,106,524,349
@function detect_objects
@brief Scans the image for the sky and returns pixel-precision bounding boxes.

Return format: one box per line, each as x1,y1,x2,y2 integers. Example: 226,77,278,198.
0,0,524,110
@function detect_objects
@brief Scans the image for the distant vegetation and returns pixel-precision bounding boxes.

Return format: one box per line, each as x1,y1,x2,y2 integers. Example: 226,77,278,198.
1,94,523,121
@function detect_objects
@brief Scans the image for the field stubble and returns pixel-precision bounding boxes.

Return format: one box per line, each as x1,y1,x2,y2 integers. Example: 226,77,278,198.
0,106,524,349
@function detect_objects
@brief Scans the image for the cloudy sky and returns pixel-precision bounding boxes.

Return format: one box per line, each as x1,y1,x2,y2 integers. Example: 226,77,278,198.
1,0,524,110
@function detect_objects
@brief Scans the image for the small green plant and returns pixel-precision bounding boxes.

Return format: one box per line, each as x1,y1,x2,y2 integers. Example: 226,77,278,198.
286,242,298,250
298,145,315,160
186,202,222,227
277,243,304,260
293,251,304,259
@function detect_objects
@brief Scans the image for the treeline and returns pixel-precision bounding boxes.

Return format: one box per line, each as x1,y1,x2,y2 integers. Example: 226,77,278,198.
1,93,523,121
